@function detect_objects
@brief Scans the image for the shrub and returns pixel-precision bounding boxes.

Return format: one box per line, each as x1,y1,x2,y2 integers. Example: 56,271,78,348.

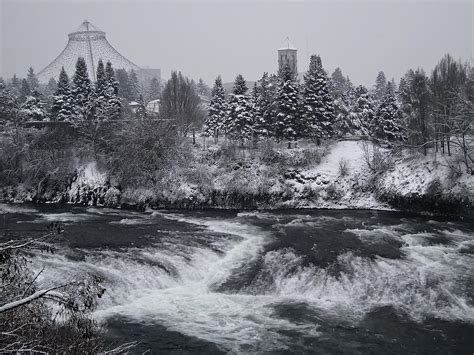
0,231,107,353
425,177,443,198
338,158,349,177
361,141,394,174
325,183,343,201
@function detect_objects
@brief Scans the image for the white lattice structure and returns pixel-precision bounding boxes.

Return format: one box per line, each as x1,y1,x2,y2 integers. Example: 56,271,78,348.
37,20,141,83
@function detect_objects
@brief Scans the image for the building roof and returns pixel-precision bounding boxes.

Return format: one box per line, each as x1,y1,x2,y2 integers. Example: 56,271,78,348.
73,20,104,34
278,37,297,51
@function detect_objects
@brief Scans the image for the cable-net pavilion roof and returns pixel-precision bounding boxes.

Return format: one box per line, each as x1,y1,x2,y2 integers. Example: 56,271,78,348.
37,20,141,83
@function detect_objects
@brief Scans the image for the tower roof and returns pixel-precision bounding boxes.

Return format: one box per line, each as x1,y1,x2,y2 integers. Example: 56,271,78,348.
278,37,297,51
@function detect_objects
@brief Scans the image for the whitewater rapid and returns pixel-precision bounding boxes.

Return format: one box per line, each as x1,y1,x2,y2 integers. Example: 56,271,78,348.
9,207,472,353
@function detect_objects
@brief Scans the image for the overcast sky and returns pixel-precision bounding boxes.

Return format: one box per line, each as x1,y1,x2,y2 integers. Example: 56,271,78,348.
0,0,472,87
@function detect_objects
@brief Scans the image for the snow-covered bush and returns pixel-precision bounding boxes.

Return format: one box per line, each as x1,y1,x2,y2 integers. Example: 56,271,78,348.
325,183,343,201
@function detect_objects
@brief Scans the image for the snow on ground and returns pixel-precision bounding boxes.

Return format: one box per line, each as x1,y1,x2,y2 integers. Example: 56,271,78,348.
67,161,107,199
309,140,366,179
281,140,389,210
379,151,473,202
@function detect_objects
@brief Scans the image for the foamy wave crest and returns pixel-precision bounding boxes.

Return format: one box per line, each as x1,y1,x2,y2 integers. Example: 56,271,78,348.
34,212,93,222
0,203,38,214
245,237,474,323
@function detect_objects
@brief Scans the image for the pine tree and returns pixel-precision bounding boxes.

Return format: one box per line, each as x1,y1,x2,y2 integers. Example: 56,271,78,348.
51,67,73,121
374,82,405,142
148,77,161,101
136,94,147,119
253,72,274,138
105,61,121,119
205,75,227,141
197,78,210,96
95,60,108,95
9,74,20,96
347,85,375,136
19,79,31,103
71,57,92,119
93,59,109,120
302,55,335,139
332,73,355,137
0,81,18,124
116,69,133,101
374,71,387,102
19,91,46,122
226,74,253,141
233,74,248,95
129,69,140,101
274,64,302,142
26,67,39,91
46,78,57,96
330,67,348,99
11,74,20,89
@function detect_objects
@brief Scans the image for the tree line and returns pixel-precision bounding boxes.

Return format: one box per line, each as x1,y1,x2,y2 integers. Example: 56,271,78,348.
205,53,473,169
0,59,163,124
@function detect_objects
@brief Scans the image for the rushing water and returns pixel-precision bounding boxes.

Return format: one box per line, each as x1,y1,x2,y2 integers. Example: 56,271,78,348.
1,204,474,354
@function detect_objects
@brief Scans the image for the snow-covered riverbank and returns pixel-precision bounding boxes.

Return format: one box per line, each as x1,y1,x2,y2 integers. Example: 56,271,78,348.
1,141,472,216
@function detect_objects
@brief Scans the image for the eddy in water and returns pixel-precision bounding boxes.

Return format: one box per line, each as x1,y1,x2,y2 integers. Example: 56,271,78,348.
2,204,473,354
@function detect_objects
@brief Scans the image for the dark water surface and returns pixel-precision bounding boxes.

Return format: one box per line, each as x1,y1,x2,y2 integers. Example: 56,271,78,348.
1,204,473,354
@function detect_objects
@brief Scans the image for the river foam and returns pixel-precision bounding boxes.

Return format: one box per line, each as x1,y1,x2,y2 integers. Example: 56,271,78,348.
27,209,474,352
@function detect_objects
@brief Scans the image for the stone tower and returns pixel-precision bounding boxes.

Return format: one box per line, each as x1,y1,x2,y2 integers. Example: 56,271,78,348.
278,37,297,76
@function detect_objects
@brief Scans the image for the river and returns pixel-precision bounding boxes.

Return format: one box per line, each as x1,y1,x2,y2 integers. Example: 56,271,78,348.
1,204,473,354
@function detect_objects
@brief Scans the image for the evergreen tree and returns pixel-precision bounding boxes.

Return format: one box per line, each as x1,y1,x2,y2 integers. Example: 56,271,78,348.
51,67,73,121
374,82,405,142
9,74,20,96
136,94,147,119
233,74,248,95
95,60,107,95
116,69,133,101
26,67,39,91
129,69,140,101
347,85,375,136
302,55,335,139
205,75,227,141
147,77,161,101
46,78,57,96
71,57,92,119
374,71,387,102
253,72,274,138
399,69,431,153
226,74,253,141
93,59,109,120
105,62,121,119
330,68,348,99
105,61,118,95
197,78,211,96
0,82,18,124
274,64,302,142
19,79,30,103
11,74,20,89
19,91,46,121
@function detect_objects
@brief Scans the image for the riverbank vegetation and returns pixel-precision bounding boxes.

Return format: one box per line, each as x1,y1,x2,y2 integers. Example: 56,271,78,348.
0,53,472,214
0,228,104,352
